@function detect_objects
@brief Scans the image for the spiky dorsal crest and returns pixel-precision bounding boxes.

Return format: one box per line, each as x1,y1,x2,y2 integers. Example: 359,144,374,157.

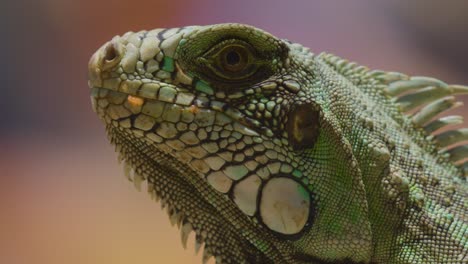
320,53,468,176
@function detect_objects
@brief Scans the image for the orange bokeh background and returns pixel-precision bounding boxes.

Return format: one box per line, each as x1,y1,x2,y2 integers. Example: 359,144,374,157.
2,1,467,263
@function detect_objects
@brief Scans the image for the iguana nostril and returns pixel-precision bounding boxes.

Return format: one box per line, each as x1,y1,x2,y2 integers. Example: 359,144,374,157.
88,39,123,88
101,41,123,71
104,42,118,62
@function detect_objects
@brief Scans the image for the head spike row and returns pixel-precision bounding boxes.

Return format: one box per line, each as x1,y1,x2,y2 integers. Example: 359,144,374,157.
424,116,463,134
194,234,203,255
123,162,133,181
383,76,468,169
133,173,145,191
170,211,180,227
382,75,468,111
385,76,446,96
180,223,193,249
202,246,213,264
460,162,468,177
371,71,409,84
448,145,468,163
396,84,468,112
411,96,462,126
117,152,125,164
434,128,468,149
320,53,386,86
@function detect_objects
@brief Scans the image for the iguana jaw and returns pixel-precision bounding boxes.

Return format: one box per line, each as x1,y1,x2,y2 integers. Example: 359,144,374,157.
88,36,286,262
90,86,284,263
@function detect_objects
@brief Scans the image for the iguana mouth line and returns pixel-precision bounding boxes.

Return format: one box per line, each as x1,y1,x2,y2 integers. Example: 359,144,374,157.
90,86,273,139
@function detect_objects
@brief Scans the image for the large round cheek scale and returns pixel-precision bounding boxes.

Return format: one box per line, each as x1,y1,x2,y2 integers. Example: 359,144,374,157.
259,177,310,235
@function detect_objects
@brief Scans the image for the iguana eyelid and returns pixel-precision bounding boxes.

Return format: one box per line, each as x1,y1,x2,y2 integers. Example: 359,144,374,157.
199,41,261,81
197,57,211,65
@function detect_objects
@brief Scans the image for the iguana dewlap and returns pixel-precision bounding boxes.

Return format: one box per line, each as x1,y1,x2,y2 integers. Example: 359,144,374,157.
88,24,467,264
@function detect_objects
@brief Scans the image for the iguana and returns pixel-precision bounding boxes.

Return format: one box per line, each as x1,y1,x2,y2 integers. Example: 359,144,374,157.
88,23,467,263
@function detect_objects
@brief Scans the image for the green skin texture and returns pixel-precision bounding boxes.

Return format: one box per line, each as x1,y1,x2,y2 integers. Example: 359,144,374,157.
88,24,467,263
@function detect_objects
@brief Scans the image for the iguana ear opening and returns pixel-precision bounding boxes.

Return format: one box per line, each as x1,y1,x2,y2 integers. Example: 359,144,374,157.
287,103,320,150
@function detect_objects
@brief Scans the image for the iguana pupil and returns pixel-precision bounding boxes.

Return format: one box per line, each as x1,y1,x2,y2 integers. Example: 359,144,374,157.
225,50,240,66
217,44,250,74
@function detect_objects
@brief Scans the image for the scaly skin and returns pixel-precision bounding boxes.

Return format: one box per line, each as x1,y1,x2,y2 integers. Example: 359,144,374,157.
88,24,468,263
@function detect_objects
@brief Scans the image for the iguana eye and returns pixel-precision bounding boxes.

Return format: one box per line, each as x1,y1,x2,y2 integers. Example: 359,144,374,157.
201,40,260,81
219,45,249,72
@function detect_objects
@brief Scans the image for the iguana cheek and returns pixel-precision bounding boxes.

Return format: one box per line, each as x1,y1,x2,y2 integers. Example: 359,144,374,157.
260,177,310,235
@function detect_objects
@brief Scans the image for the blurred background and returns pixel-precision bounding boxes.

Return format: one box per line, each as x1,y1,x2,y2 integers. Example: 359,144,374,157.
1,0,467,263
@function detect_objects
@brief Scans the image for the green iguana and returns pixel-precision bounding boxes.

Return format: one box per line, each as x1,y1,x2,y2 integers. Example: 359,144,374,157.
88,24,467,263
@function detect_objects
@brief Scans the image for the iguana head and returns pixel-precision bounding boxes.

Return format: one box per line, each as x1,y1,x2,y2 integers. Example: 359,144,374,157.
88,24,374,263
